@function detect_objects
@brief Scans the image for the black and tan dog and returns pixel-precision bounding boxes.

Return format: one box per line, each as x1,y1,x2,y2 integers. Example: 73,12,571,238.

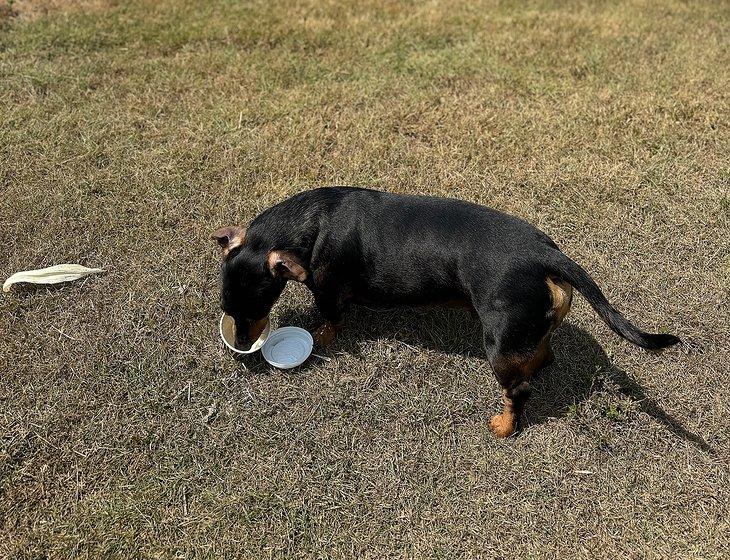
213,187,679,437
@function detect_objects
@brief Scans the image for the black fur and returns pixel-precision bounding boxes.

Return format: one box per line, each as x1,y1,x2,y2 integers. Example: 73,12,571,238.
217,187,679,434
543,252,680,349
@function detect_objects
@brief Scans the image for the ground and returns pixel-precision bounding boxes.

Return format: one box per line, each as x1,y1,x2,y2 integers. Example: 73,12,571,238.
1,0,728,558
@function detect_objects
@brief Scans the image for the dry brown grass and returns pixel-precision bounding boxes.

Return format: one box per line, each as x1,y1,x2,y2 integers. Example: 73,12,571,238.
1,0,729,558
4,0,115,20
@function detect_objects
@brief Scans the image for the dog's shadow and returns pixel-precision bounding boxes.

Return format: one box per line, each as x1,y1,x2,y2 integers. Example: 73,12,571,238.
271,305,710,452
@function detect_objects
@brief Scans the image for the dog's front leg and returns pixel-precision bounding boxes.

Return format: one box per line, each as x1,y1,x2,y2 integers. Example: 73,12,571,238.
310,289,346,347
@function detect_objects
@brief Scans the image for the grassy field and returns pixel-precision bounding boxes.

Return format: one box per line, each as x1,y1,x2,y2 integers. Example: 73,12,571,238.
1,0,728,557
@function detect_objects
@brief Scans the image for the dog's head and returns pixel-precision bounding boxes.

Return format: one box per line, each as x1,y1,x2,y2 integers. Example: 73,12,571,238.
212,226,308,348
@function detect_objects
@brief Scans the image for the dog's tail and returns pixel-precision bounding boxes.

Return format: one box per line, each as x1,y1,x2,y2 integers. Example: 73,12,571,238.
543,250,680,350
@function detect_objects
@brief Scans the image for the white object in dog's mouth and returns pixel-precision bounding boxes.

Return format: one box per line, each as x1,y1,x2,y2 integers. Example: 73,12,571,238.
219,313,270,354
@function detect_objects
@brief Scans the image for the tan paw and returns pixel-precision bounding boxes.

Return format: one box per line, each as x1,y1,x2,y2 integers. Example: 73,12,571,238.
312,322,338,346
489,413,516,438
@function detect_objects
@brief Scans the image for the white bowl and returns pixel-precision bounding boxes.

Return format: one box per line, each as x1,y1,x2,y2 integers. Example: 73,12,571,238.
260,327,313,369
219,313,271,354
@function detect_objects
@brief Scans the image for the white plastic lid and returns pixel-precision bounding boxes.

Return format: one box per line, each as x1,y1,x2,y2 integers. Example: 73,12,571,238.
260,327,313,369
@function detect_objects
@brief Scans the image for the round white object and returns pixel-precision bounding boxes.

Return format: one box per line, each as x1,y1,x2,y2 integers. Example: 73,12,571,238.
219,313,271,354
260,327,313,369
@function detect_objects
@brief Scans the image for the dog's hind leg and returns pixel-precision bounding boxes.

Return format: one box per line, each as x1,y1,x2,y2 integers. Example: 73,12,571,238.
476,273,569,438
486,335,553,438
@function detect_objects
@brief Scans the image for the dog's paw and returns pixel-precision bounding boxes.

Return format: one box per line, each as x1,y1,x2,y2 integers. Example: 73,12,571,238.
489,414,516,439
312,322,339,346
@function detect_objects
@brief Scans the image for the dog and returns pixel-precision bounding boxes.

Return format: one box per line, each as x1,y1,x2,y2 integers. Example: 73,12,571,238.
213,187,679,437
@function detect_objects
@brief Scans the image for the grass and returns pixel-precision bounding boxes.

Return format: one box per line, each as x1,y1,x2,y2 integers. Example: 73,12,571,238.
1,0,728,557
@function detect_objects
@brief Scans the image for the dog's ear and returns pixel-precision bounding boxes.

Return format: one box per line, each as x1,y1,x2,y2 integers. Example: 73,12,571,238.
267,250,308,282
212,226,246,259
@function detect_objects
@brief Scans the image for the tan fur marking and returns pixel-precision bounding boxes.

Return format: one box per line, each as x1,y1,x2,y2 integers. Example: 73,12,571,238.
494,337,552,379
489,394,517,438
248,316,269,343
442,297,473,310
312,321,343,346
212,226,247,259
267,250,308,282
546,276,573,329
